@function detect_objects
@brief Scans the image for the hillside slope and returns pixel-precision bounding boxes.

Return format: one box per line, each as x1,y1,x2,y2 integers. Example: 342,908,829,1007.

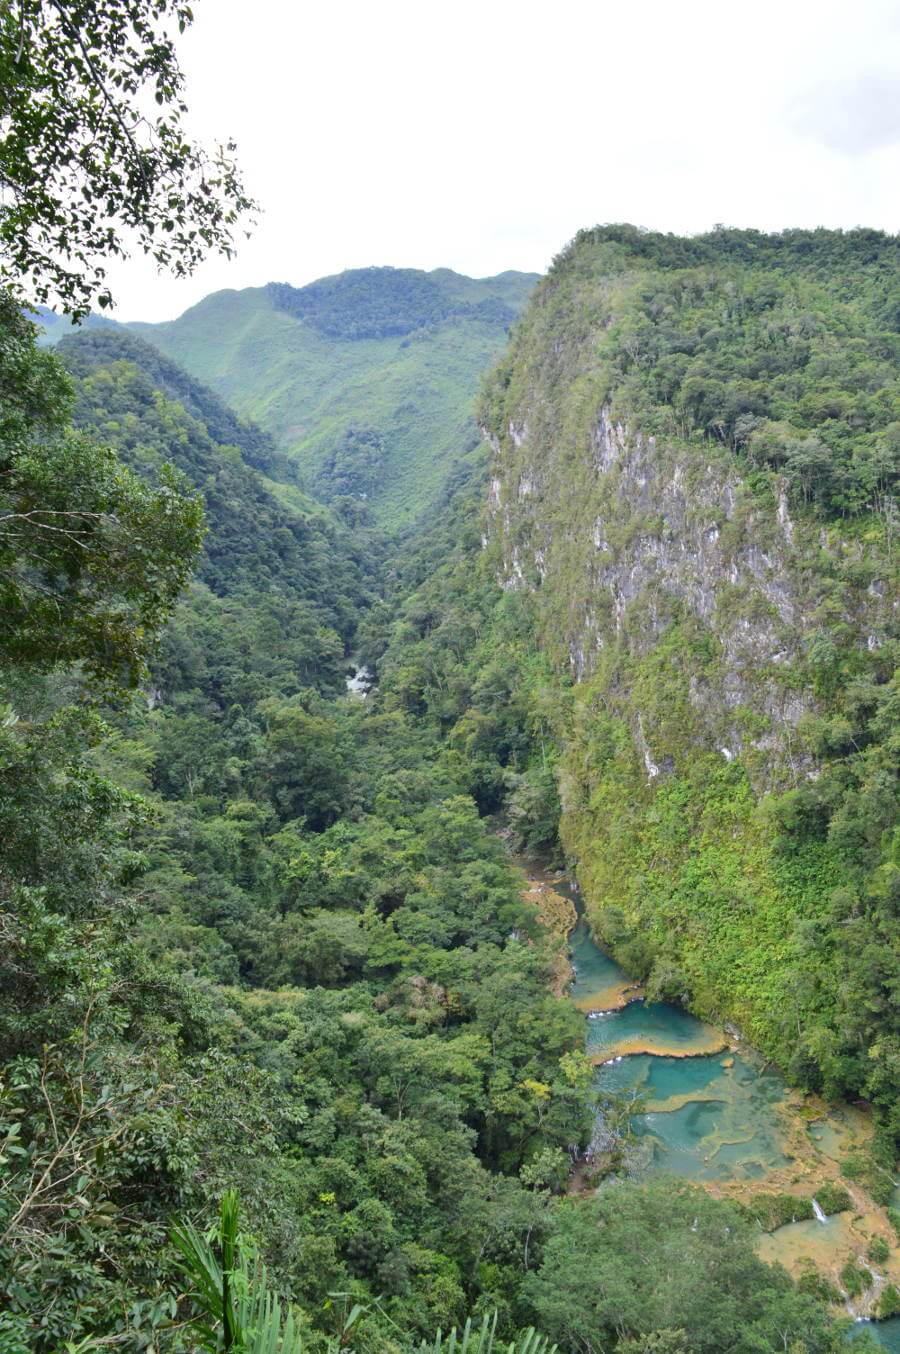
126,266,537,529
55,328,384,719
480,226,899,1145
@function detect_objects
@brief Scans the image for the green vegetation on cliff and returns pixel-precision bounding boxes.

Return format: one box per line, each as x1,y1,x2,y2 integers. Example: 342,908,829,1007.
479,225,899,1157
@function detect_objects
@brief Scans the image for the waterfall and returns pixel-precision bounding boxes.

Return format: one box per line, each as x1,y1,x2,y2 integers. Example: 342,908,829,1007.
346,665,374,696
812,1198,827,1224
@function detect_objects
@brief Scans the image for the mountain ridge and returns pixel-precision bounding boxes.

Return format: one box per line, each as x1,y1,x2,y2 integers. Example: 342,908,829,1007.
124,264,539,528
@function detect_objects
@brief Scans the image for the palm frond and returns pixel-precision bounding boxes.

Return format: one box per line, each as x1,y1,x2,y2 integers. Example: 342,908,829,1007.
173,1195,556,1354
418,1312,557,1354
171,1191,306,1353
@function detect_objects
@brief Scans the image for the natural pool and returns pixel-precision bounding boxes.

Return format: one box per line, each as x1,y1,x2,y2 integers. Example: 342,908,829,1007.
852,1319,900,1351
570,918,795,1184
553,897,900,1334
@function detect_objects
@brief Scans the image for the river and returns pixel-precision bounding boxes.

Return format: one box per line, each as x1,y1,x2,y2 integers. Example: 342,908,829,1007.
528,866,900,1348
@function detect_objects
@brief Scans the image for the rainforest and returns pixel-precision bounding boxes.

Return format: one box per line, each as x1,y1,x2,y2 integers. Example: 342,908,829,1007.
0,5,898,1354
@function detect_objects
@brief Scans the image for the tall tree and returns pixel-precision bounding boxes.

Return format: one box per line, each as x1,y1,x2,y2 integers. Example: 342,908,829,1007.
0,0,256,315
0,292,204,684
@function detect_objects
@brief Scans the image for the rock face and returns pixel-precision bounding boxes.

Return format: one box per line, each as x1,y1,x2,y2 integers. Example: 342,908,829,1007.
476,228,898,1089
485,403,891,790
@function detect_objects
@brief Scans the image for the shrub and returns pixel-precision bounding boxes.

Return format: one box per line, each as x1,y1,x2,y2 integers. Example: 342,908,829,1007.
840,1152,894,1206
879,1284,900,1319
840,1261,873,1298
740,1193,813,1232
797,1271,842,1305
815,1183,852,1215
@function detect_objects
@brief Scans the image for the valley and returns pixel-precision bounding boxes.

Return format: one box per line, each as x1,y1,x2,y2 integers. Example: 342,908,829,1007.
3,226,897,1353
2,9,897,1352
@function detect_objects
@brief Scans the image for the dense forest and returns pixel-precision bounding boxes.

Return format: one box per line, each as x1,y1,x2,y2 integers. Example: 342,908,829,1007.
0,285,891,1352
0,4,897,1352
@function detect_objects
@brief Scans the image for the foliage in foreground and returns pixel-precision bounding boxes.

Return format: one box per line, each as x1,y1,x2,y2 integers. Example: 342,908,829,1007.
173,1191,307,1354
0,294,204,686
0,0,255,314
171,1191,558,1354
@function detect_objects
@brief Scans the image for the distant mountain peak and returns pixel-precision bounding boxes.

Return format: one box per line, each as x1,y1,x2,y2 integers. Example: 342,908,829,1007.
122,264,538,527
265,265,528,341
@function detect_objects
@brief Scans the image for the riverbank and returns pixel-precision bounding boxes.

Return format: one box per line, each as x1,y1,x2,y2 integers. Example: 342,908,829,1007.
519,862,577,997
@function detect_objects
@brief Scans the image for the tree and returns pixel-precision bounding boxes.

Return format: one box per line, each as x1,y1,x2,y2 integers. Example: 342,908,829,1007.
258,693,352,830
524,1180,849,1354
0,293,204,684
0,0,256,315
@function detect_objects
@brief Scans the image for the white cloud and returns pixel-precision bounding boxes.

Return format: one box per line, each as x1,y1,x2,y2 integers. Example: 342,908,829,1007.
102,0,900,321
788,71,900,154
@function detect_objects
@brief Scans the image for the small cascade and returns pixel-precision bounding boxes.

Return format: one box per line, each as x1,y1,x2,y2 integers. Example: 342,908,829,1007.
345,665,374,696
812,1198,827,1224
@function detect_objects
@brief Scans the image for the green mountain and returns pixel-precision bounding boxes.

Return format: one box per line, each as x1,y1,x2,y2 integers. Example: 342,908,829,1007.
478,224,900,1141
126,265,537,529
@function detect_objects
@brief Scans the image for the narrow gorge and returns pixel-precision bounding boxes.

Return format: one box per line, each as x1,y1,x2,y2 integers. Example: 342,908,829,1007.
2,7,897,1351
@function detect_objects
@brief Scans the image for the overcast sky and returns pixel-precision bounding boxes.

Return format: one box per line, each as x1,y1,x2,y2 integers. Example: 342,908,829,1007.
106,0,900,321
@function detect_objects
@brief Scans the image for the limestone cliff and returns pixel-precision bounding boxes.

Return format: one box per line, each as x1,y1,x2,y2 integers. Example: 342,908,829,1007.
478,228,899,1125
487,399,893,789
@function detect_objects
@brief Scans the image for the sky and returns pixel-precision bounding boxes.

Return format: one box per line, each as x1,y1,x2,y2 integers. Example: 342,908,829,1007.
106,0,900,321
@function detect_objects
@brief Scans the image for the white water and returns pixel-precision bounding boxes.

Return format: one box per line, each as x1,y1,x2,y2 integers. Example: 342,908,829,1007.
812,1198,827,1224
346,665,373,696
